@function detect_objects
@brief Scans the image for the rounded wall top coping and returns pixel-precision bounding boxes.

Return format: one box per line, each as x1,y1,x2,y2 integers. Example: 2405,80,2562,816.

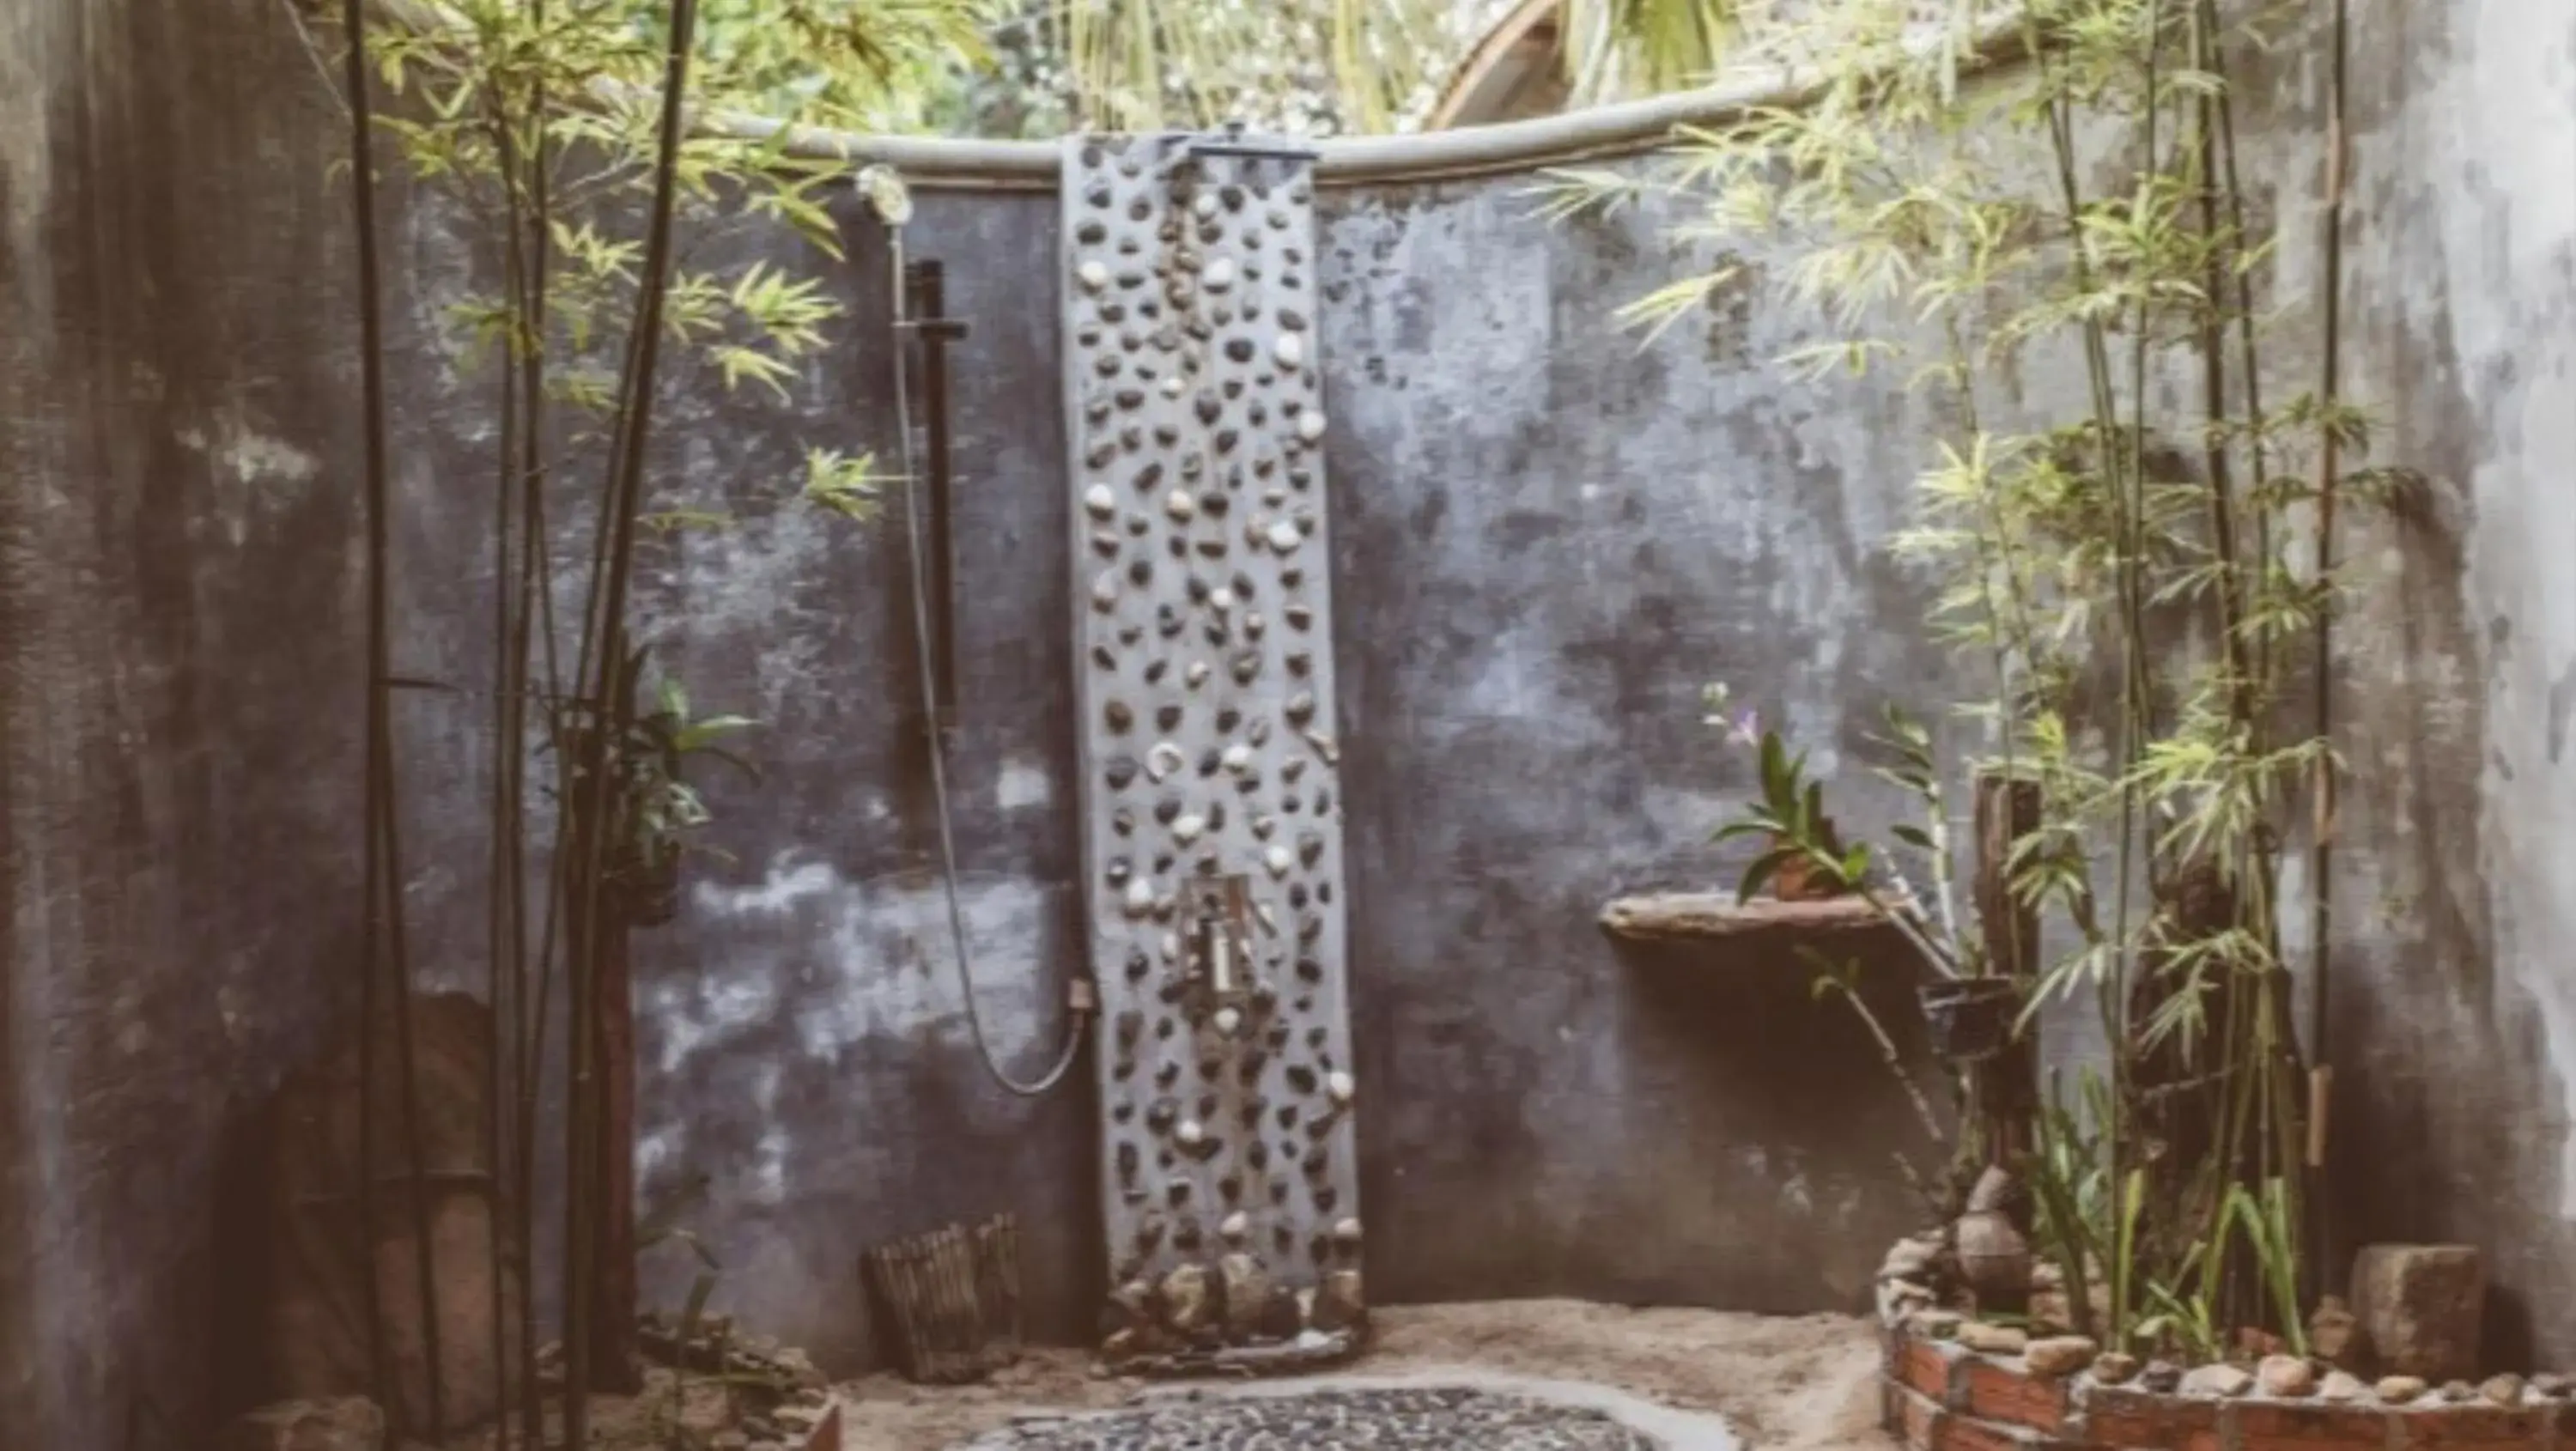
713,9,2028,191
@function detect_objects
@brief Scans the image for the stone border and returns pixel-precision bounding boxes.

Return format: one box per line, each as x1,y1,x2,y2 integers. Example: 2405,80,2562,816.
1874,1272,2570,1451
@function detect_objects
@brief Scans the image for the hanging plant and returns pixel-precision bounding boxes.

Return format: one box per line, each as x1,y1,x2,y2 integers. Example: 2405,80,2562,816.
591,647,761,931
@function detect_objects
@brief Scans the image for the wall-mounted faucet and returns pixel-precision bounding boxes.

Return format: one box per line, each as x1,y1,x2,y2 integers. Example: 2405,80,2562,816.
1189,875,1254,1000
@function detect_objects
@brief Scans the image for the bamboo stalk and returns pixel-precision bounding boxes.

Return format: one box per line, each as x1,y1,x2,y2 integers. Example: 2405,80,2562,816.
485,96,529,1451
2185,0,2254,728
378,734,447,1442
562,773,599,1450
2307,0,2350,1123
2021,5,2148,1343
2306,0,2353,1304
1821,977,1949,1146
509,82,556,1451
592,908,642,1390
1973,772,2042,1167
334,0,397,1424
562,6,702,1433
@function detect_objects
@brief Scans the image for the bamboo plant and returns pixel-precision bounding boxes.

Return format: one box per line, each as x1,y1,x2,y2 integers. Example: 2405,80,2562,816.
316,0,964,1440
1552,0,2397,1355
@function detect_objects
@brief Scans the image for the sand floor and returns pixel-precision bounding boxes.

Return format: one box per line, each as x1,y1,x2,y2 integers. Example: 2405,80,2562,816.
436,1300,1885,1451
830,1300,1886,1451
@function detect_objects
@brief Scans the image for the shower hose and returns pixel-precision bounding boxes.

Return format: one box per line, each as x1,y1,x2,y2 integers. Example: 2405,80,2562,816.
874,168,1091,1097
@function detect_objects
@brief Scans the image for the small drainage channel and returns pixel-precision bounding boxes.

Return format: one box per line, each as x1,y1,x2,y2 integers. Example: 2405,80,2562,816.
953,1367,1743,1450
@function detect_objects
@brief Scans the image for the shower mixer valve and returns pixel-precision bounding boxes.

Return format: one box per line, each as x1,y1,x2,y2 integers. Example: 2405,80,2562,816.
1188,875,1255,1005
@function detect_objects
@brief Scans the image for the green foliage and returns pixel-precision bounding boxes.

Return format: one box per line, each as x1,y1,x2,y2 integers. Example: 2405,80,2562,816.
2221,1177,2308,1356
1561,0,1739,104
357,0,945,502
1708,713,1974,987
1591,0,2403,1352
800,446,884,522
2022,1069,2133,1341
989,0,1761,138
1044,0,1457,136
608,645,760,880
657,0,997,131
1712,728,1868,900
615,0,1776,140
363,0,1793,146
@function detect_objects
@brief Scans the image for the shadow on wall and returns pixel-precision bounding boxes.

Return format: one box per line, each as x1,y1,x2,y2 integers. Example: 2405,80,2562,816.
1355,908,1948,1317
1611,928,1949,1306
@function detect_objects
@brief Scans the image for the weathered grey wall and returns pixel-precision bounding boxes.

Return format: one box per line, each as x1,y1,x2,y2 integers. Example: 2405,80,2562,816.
2312,0,2576,1369
590,167,1960,1357
362,144,1963,1374
615,192,1108,1369
1,0,370,1446
1317,180,1960,1310
10,0,2576,1441
382,0,2576,1369
368,178,1106,1379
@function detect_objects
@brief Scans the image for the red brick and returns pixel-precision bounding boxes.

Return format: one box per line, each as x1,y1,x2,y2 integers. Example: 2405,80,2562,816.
1895,1383,1948,1451
1963,1358,2072,1432
2081,1386,2222,1448
1943,1412,2032,1451
2392,1404,2543,1451
1898,1337,1960,1402
2235,1399,2391,1451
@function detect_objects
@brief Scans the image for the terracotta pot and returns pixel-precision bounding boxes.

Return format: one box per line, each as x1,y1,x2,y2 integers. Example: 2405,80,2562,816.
1770,825,1848,902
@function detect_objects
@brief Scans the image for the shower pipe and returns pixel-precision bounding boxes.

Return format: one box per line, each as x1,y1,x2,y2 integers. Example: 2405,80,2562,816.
866,167,1095,1098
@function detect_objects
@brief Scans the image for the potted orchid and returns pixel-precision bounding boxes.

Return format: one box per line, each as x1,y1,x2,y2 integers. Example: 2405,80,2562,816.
1703,683,1856,902
1704,686,2032,1067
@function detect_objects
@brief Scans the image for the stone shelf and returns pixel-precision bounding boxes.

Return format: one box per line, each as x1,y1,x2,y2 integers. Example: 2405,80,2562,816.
1596,891,1916,944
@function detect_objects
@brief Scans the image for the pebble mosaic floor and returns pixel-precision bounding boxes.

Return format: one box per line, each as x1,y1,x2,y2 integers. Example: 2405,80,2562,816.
956,1386,1668,1450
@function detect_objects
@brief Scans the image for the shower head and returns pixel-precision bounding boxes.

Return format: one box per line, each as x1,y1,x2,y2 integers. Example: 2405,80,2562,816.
857,164,914,228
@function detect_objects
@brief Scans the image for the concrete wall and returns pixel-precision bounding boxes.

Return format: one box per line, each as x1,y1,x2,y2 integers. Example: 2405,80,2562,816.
1318,180,1959,1309
8,0,2576,1441
552,166,1963,1364
2317,0,2576,1370
0,0,371,1446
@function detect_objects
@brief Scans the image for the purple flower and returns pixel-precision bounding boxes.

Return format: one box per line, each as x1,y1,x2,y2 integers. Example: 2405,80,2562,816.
1726,708,1761,747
